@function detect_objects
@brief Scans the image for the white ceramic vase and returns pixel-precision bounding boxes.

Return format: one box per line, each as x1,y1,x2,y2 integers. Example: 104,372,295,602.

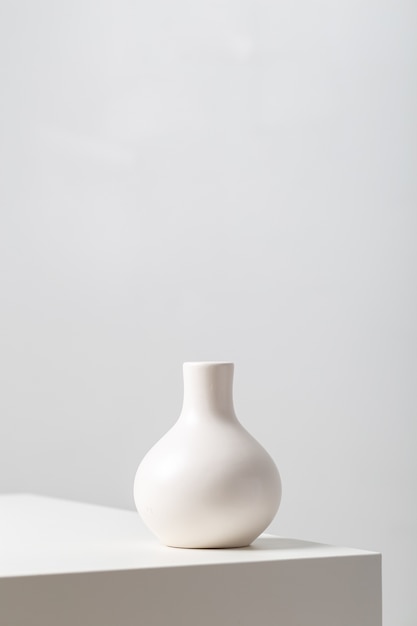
134,362,282,548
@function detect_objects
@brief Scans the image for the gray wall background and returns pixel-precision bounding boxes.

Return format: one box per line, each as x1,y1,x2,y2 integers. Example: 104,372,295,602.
0,1,416,624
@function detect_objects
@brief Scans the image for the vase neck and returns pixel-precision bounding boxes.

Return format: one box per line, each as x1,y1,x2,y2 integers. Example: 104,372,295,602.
180,362,236,420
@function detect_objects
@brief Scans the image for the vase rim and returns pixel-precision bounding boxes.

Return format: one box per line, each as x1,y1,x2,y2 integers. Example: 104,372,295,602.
183,361,234,367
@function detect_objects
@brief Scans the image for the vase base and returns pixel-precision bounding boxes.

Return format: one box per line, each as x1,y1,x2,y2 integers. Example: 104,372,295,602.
164,542,251,550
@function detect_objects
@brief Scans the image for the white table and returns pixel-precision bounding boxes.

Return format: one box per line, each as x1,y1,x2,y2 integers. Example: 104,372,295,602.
0,494,381,626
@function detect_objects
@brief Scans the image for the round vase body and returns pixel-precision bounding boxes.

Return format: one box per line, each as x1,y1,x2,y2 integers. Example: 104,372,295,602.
134,362,282,548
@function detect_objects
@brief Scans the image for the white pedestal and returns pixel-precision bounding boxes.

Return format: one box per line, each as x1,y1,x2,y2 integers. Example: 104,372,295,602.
0,495,381,626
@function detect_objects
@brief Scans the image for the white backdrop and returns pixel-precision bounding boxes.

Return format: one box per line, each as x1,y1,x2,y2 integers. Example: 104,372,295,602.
0,1,416,624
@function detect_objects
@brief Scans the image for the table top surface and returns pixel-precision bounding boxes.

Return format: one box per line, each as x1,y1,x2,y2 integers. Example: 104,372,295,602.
0,494,378,578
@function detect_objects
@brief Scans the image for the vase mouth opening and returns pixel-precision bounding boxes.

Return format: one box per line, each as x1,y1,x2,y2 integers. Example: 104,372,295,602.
183,361,234,368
